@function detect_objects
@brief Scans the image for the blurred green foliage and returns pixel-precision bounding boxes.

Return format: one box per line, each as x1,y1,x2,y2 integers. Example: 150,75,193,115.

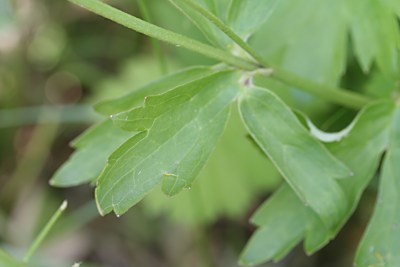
0,0,400,267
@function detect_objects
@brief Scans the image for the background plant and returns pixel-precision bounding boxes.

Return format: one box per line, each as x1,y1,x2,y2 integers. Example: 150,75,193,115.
1,0,400,266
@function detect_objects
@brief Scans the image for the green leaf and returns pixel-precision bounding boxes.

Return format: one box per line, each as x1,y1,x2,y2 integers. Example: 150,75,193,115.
245,0,349,116
50,120,133,187
95,70,240,216
168,0,231,49
364,70,399,99
381,0,400,16
51,67,220,187
94,66,216,115
110,70,229,132
240,185,311,266
240,101,396,265
0,249,24,267
211,0,231,21
239,86,350,227
228,0,281,38
304,101,395,253
249,0,347,86
248,0,399,82
142,108,281,225
355,108,400,267
347,0,400,77
189,0,231,20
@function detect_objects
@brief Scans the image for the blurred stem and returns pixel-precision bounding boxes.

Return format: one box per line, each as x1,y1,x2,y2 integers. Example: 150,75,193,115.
68,0,257,70
47,200,98,240
137,0,168,74
22,200,68,263
0,105,100,128
178,0,373,109
0,110,60,206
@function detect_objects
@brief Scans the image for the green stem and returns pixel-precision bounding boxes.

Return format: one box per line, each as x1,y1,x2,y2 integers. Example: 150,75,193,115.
271,67,372,109
68,0,257,70
70,0,373,109
173,0,265,65
22,201,68,263
0,110,60,205
178,0,373,109
136,0,168,74
47,200,98,240
0,105,100,128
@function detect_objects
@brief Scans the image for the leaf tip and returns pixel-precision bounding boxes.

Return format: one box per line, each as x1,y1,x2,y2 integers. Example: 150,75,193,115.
60,200,68,211
161,172,185,196
238,246,268,267
49,178,56,186
95,195,107,217
237,257,257,267
48,176,69,188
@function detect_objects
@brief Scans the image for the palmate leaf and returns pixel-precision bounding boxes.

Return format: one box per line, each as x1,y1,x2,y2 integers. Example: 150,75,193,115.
50,66,218,187
53,68,280,224
240,101,395,266
238,86,351,227
355,108,400,267
304,101,395,252
347,0,400,77
143,108,281,225
259,0,399,79
95,70,241,216
250,0,347,87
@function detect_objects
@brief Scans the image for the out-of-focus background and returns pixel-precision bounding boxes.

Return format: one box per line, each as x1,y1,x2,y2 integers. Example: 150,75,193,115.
0,0,388,266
